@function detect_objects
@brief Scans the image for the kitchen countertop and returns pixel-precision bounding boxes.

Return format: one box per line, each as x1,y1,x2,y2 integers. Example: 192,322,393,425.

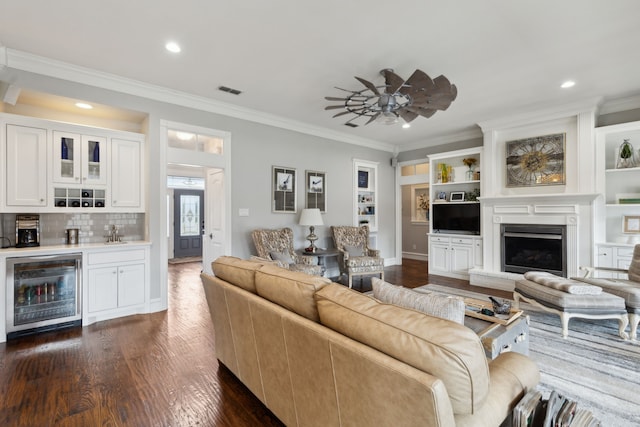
0,241,152,256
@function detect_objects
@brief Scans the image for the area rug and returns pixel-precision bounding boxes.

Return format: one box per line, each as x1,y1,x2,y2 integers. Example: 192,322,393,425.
415,284,640,426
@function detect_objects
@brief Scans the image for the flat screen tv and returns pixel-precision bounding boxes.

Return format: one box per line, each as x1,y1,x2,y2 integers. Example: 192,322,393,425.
432,202,480,235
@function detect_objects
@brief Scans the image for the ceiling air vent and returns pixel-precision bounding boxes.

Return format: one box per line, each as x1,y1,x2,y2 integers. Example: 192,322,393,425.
345,123,359,128
218,86,242,95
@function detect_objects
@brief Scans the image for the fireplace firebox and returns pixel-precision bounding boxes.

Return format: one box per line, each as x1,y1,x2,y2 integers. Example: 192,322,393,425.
500,224,567,277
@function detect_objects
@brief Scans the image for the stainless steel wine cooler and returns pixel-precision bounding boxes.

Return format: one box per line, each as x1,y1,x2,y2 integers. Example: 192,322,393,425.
6,253,82,338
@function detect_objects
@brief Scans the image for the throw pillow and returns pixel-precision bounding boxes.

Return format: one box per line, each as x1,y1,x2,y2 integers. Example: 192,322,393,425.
372,278,465,324
269,250,294,265
344,244,365,257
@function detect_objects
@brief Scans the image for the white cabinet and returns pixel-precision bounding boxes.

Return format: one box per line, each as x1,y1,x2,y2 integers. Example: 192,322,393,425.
429,235,481,279
353,159,378,232
5,124,48,207
473,237,483,268
85,246,149,324
594,244,634,279
52,131,107,186
1,113,144,212
111,138,143,210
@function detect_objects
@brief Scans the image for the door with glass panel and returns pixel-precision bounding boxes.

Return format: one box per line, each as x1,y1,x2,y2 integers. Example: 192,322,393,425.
173,189,204,258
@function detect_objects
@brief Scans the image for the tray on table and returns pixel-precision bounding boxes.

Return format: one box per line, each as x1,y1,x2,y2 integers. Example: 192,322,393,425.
464,297,523,326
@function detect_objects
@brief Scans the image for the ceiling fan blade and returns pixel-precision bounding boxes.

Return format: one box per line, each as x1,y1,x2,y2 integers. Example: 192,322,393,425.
365,113,381,125
400,69,434,96
332,110,355,118
398,109,419,123
355,76,380,95
412,98,452,110
406,106,437,118
325,96,349,101
382,69,405,94
325,105,350,110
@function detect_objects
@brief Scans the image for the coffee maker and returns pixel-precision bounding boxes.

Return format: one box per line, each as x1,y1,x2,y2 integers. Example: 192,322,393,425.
16,214,40,248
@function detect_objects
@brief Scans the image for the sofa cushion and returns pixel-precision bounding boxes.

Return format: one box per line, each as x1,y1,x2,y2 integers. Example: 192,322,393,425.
255,264,331,322
315,284,490,415
212,256,266,293
372,278,465,324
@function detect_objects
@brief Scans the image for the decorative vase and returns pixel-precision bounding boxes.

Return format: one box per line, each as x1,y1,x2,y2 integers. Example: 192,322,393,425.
440,163,448,183
93,142,100,162
617,139,635,169
466,168,474,181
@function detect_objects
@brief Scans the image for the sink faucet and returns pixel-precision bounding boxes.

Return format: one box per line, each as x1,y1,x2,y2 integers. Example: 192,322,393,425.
105,225,121,243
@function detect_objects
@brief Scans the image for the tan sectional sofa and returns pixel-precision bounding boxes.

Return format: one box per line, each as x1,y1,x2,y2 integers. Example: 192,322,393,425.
201,256,540,427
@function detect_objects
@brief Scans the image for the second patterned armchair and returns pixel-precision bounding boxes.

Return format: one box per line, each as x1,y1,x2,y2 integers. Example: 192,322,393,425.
251,228,323,276
331,225,384,288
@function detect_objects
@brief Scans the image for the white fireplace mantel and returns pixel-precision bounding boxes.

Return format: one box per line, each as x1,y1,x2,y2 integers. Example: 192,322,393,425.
479,193,600,205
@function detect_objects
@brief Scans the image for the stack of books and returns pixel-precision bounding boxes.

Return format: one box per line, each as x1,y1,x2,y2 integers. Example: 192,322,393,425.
512,389,601,427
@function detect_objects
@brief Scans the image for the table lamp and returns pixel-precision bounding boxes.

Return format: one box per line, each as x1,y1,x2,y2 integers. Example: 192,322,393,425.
299,208,323,253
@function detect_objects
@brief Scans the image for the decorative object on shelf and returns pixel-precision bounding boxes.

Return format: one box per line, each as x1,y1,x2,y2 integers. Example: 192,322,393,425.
357,170,369,188
616,193,640,204
505,133,565,187
616,139,636,169
623,215,640,234
61,138,69,160
325,68,457,126
439,163,452,183
305,170,326,212
299,208,324,253
436,191,447,201
449,191,465,202
93,141,100,162
465,188,481,202
272,166,297,213
463,157,477,181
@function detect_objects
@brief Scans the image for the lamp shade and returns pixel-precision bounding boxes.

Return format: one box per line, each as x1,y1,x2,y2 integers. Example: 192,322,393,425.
299,208,323,226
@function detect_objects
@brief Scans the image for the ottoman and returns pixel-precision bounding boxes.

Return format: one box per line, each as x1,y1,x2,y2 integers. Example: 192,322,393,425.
571,276,640,341
514,278,629,339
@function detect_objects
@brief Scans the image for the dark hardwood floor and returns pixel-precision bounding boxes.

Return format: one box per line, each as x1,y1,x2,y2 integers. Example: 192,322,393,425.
0,259,507,426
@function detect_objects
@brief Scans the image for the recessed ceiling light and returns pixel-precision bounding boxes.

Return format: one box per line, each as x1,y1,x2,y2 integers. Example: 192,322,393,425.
75,102,93,109
561,80,575,89
402,123,411,129
165,41,181,53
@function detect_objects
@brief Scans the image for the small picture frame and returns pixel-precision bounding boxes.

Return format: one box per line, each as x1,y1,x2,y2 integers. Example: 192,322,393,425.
623,215,640,233
306,170,326,212
358,170,369,188
272,166,297,213
437,191,447,201
450,191,465,202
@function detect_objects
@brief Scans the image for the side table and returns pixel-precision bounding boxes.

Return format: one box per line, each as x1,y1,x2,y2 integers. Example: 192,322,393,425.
298,248,340,276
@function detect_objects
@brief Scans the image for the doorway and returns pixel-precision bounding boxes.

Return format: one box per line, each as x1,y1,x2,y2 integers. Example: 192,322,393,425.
173,189,204,259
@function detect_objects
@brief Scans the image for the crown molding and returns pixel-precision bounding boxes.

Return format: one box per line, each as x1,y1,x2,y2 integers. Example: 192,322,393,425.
599,93,640,116
477,97,603,133
3,48,395,153
398,127,482,152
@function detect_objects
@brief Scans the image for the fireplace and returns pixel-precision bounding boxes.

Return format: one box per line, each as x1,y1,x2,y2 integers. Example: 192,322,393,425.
501,224,567,277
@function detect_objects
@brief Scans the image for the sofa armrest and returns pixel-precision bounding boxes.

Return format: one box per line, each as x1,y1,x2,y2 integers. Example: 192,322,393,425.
367,248,381,257
296,254,318,265
251,255,289,269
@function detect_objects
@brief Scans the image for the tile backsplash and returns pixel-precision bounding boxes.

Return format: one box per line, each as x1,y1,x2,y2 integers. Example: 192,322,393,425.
1,212,145,247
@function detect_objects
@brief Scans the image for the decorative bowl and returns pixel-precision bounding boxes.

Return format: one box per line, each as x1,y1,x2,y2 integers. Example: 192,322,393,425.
490,297,512,315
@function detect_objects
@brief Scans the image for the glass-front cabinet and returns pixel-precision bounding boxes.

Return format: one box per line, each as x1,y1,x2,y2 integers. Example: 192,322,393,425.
52,131,107,186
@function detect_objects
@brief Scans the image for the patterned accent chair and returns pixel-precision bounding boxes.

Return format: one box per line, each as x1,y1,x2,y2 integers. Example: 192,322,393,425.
251,228,323,276
331,225,384,288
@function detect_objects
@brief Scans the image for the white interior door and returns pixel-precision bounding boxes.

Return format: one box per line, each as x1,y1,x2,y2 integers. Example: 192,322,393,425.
202,168,225,274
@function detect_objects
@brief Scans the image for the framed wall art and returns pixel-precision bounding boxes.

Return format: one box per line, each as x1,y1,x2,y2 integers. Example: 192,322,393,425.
358,170,369,188
623,215,640,234
305,170,326,212
505,133,566,187
272,166,297,213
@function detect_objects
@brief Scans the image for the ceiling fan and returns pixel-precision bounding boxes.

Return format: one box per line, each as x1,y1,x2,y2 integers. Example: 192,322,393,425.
325,68,457,126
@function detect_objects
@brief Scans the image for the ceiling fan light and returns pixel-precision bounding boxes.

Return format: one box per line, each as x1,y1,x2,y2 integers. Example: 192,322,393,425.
375,111,400,125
